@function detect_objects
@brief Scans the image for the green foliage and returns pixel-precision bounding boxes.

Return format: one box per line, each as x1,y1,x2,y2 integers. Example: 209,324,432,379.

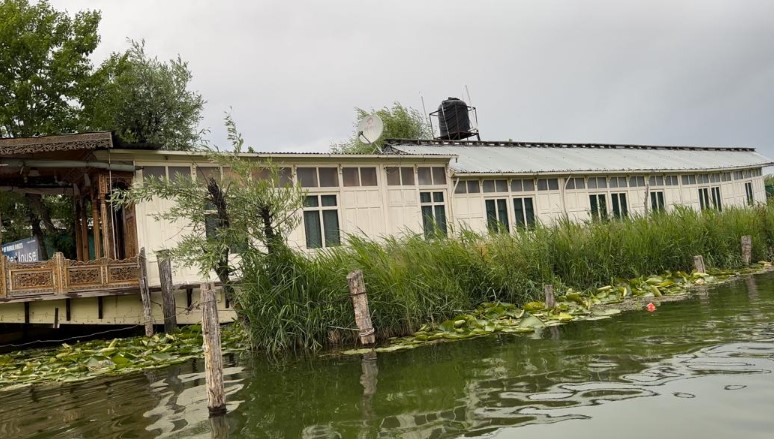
331,102,431,154
0,0,100,137
237,204,774,353
84,40,205,150
112,115,305,284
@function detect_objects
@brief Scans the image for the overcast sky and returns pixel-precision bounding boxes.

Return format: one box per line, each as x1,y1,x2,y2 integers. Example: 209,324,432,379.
51,0,774,157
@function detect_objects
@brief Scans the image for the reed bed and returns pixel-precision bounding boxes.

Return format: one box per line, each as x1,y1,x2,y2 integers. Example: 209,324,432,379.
235,204,774,353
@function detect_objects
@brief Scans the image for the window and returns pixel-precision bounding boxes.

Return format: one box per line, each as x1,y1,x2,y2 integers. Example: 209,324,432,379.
485,199,509,233
513,197,536,228
611,193,628,219
587,177,607,189
628,176,645,187
252,167,293,186
648,176,664,187
565,177,585,190
699,187,722,211
483,179,508,193
711,186,722,211
303,195,340,248
609,176,628,188
537,178,559,191
196,166,220,183
697,174,710,184
511,179,535,192
298,167,338,188
710,174,720,183
342,167,378,187
420,192,447,238
589,194,607,221
386,167,415,186
745,182,754,205
682,175,697,185
454,180,481,194
143,166,165,180
650,191,665,212
733,171,743,180
665,175,679,186
721,172,732,182
417,167,446,186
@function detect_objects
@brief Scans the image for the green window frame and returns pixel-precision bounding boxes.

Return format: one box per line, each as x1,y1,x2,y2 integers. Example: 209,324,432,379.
420,191,447,238
303,194,340,249
513,197,535,228
485,198,509,233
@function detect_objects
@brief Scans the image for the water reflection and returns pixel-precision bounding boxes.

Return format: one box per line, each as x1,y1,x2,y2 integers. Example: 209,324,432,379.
2,272,774,438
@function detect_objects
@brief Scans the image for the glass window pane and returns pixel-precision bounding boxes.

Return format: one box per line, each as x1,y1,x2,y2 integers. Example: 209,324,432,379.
297,167,318,187
342,167,359,187
434,205,447,235
537,179,548,191
304,211,322,249
419,192,431,203
318,167,339,187
421,206,434,238
588,178,597,189
548,179,559,190
467,180,480,193
303,195,319,208
598,178,607,189
432,167,446,185
417,167,432,185
143,166,165,180
278,167,293,186
322,210,340,246
485,199,497,232
321,195,337,206
514,198,525,227
523,180,535,191
360,167,377,186
483,180,496,193
401,167,415,185
495,180,508,192
574,178,585,189
511,179,523,192
168,166,191,182
525,198,535,226
432,191,444,202
497,199,509,232
386,167,400,185
454,182,466,194
196,167,219,183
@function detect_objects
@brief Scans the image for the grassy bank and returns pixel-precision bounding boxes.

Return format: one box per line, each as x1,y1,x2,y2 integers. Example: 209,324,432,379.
235,204,774,353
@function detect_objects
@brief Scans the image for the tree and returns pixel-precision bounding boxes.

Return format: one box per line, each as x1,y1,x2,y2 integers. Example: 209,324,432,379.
84,40,205,150
112,115,305,299
0,0,100,137
332,102,431,154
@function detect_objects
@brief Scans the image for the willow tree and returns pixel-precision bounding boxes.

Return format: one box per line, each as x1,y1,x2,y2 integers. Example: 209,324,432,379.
332,102,431,154
112,116,305,299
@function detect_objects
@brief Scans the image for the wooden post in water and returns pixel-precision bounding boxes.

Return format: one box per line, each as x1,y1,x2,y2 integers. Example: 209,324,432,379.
693,255,706,273
138,248,154,337
741,235,752,266
348,270,376,345
544,284,555,309
201,283,227,416
156,250,177,333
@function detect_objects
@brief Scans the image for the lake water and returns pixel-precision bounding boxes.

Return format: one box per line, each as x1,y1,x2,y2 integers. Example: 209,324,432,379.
2,273,774,438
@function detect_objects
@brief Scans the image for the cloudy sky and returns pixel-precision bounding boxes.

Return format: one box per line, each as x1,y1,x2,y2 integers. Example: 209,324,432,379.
51,0,774,157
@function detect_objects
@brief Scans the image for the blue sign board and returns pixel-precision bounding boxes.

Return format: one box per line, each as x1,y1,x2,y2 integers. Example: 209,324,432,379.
2,237,40,262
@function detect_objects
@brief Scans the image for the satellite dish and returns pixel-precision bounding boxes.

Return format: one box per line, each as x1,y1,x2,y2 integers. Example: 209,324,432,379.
357,114,384,145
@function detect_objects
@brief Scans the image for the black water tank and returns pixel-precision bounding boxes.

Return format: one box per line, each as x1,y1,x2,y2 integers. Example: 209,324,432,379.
438,97,471,140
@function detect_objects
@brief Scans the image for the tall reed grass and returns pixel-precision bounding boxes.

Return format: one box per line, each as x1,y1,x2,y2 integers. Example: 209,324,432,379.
235,204,774,353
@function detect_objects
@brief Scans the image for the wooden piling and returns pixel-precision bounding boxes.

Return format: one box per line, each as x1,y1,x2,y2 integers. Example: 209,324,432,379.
201,283,227,416
138,248,154,337
544,284,555,309
741,235,752,266
156,250,177,333
693,255,706,273
347,270,375,345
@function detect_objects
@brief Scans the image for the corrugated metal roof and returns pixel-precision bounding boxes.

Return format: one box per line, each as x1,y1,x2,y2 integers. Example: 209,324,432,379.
386,140,773,174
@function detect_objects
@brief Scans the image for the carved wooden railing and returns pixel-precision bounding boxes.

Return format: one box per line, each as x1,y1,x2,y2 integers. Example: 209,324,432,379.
0,252,140,299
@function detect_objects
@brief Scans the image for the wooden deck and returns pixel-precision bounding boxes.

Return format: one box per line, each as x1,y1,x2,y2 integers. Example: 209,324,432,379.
0,253,140,303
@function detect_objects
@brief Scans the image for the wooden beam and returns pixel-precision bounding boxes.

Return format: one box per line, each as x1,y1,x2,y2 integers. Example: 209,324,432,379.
91,195,102,259
201,283,227,416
